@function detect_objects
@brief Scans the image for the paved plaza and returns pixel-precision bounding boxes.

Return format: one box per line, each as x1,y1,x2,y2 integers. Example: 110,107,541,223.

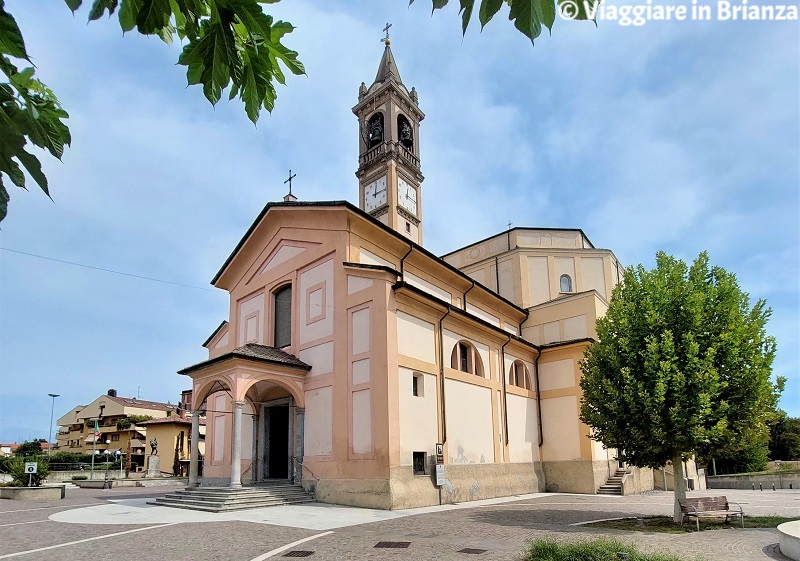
0,487,798,560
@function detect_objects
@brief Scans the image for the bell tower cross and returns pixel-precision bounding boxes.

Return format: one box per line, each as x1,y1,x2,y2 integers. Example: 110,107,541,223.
353,35,425,245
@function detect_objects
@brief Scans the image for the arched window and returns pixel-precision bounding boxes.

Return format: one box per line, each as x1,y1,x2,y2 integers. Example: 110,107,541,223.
510,360,531,390
366,113,384,148
450,340,484,377
397,114,414,150
273,285,292,348
560,274,573,293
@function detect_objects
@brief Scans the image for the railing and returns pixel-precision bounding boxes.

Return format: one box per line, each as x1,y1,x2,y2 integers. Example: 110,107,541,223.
359,141,420,170
359,143,385,166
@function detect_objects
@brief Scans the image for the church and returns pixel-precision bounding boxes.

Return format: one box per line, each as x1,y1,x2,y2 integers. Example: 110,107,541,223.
177,39,655,509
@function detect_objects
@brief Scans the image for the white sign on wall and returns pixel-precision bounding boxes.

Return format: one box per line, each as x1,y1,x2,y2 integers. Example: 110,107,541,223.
435,463,446,487
24,462,37,474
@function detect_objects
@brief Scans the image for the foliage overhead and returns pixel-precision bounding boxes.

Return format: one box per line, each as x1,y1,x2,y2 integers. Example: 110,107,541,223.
411,0,599,43
580,252,780,470
116,414,153,430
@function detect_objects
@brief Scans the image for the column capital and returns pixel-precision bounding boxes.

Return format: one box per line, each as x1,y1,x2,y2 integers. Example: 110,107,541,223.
232,400,245,408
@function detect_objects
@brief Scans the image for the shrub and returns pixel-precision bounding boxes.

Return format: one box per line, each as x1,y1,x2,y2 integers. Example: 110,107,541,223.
524,537,688,561
0,481,22,487
9,456,51,486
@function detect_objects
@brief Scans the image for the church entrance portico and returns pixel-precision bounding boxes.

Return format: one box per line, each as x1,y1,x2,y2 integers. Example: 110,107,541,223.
178,344,311,488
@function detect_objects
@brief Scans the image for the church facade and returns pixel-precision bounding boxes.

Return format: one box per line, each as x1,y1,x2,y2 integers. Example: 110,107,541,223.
178,42,654,509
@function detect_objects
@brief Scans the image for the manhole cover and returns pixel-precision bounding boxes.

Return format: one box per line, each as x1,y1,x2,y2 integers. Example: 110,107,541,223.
374,542,411,549
283,551,314,558
458,548,487,555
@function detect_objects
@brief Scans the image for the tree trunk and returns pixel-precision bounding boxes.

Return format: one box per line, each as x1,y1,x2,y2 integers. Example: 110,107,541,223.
673,451,686,523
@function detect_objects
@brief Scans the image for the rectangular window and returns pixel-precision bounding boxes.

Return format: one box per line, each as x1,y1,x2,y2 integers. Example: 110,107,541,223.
110,434,120,442
274,285,292,348
458,342,469,373
413,451,426,475
412,373,424,397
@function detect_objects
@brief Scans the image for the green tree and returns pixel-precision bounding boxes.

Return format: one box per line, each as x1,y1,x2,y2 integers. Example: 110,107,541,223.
13,440,43,457
9,456,51,486
0,0,597,223
580,251,779,522
769,411,800,461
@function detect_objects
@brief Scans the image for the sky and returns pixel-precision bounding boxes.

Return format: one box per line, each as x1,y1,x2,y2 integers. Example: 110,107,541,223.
0,0,797,444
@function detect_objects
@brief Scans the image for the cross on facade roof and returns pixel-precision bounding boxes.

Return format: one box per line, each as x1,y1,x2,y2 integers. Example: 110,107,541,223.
382,22,392,44
284,169,297,195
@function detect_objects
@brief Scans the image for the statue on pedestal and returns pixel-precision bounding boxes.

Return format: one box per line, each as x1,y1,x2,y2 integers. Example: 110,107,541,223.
149,437,158,456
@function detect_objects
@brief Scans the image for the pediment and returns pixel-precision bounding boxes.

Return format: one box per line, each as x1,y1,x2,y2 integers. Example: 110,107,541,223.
247,239,321,284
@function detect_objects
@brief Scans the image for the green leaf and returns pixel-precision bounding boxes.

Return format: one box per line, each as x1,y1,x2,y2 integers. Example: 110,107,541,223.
432,0,449,10
459,0,475,34
538,0,556,31
119,0,144,32
0,178,8,223
64,0,84,11
135,0,172,34
9,66,34,89
0,4,29,60
88,0,119,21
478,0,503,28
16,149,48,196
508,0,544,43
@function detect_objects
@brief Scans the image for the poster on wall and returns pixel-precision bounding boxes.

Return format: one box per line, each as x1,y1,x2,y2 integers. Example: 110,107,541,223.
435,463,446,487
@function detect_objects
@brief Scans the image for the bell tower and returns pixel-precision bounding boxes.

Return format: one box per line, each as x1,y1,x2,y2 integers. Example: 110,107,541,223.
353,36,425,245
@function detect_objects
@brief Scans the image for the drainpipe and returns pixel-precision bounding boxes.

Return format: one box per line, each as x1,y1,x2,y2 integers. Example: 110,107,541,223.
462,279,475,311
494,256,501,295
500,335,511,446
438,308,451,444
534,351,543,447
400,244,413,279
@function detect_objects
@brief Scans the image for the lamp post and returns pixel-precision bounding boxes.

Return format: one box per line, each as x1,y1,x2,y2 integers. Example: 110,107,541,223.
116,449,123,479
103,440,111,489
47,393,60,456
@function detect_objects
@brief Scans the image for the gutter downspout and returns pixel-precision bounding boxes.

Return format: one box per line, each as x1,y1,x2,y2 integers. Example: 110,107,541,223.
494,256,501,296
534,351,543,448
400,244,413,279
500,335,511,446
438,308,451,444
462,279,475,311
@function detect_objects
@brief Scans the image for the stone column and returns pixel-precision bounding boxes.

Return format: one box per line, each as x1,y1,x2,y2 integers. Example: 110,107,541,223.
188,412,200,487
251,413,259,483
293,408,305,485
258,405,267,481
230,400,243,488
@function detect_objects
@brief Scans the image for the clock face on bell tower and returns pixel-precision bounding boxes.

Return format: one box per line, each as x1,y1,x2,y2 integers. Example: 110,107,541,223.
354,39,425,245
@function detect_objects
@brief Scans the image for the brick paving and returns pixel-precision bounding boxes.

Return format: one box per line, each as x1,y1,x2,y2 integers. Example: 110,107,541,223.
0,487,796,560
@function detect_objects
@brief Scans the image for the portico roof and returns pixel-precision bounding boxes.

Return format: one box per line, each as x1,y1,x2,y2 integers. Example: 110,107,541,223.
178,344,311,376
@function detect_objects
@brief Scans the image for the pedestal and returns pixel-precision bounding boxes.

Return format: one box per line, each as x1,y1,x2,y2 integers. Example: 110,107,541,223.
146,455,161,478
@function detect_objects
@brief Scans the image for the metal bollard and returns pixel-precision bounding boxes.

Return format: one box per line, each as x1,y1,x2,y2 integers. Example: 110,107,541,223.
752,483,755,490
772,484,775,491
760,484,763,491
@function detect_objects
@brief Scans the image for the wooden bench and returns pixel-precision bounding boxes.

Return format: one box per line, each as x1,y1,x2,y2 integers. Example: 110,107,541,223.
679,496,744,531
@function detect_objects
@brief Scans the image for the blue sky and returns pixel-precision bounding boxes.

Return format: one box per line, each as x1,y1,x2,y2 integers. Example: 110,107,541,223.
0,1,797,443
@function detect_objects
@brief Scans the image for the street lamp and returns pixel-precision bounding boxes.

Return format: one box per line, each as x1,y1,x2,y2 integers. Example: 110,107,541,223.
47,393,60,456
115,449,123,479
103,440,111,489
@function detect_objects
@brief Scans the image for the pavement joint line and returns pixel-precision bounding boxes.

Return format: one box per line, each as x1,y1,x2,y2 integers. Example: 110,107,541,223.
0,522,178,559
0,503,98,514
0,520,49,528
247,531,334,561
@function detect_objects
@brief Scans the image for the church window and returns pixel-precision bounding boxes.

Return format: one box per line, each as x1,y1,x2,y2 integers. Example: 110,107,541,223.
413,451,426,475
366,113,384,148
560,274,573,293
412,373,424,397
451,341,484,377
273,284,292,348
510,360,531,390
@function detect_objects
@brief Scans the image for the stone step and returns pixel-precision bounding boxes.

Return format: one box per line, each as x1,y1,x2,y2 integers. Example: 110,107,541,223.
149,484,315,512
